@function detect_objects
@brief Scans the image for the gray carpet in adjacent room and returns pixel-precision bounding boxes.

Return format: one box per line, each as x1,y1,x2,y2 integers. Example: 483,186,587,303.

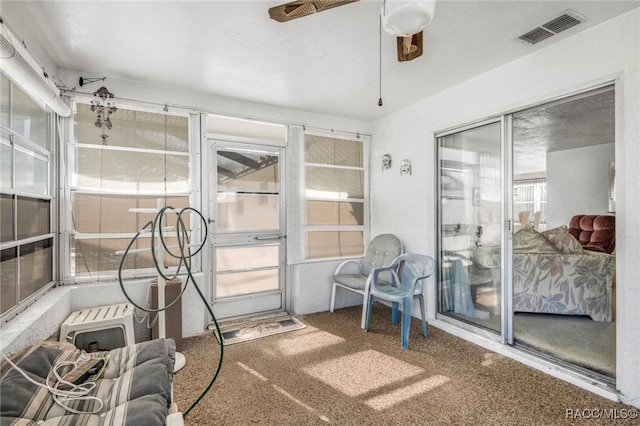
445,309,616,378
513,313,616,378
173,306,633,425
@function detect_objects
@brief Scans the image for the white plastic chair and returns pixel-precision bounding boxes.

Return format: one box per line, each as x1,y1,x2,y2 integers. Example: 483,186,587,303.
518,210,530,227
533,210,541,231
330,234,403,329
364,253,435,349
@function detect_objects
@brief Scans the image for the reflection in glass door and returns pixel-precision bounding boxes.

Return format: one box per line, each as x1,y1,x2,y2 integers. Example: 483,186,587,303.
209,141,285,319
437,121,502,333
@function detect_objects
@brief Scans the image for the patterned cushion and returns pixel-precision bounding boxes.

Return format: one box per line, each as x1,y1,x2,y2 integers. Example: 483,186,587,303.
542,225,585,254
513,224,558,253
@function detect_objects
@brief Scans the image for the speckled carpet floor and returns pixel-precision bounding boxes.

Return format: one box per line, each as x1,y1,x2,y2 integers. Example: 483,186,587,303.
173,305,635,425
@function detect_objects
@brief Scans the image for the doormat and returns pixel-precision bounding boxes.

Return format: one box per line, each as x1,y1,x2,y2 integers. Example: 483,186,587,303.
215,315,306,345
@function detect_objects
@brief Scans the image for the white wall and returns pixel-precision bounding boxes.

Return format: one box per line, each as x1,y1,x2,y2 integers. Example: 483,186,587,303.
370,9,640,407
289,259,370,315
57,70,371,138
547,143,615,228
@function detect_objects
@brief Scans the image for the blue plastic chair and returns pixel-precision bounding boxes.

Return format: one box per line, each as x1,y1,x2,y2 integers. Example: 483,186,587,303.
364,253,435,349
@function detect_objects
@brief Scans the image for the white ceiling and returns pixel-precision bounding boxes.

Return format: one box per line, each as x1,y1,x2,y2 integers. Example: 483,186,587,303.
2,1,638,122
513,86,615,175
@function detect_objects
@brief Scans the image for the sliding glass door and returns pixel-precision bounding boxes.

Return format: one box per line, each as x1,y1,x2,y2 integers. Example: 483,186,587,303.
437,120,503,334
436,84,616,381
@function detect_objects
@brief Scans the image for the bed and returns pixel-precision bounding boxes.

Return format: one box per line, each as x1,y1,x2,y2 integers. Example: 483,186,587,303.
512,224,615,322
0,338,180,425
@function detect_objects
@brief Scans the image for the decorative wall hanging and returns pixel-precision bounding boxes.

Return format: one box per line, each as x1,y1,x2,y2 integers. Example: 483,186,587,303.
382,154,392,170
400,159,411,175
90,86,116,145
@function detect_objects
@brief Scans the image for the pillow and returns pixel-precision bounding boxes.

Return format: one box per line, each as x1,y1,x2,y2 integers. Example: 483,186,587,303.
542,225,584,254
513,224,558,253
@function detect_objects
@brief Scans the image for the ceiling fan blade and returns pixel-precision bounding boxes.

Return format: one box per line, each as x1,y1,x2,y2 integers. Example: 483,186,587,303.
286,3,317,18
269,0,359,23
313,0,357,12
396,31,424,62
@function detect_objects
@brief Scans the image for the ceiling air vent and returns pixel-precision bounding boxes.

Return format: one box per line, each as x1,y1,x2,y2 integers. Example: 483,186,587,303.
518,10,585,45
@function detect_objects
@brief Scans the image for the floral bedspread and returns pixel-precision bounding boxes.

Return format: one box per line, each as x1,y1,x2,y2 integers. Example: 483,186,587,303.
512,224,615,322
513,247,615,322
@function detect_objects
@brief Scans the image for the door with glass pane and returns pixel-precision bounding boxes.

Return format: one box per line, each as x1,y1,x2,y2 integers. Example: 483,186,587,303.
209,141,285,319
437,120,503,334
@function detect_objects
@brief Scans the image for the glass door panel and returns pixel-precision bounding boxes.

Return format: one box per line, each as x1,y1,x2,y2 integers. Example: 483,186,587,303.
209,142,285,319
511,86,616,379
216,193,279,232
438,121,502,333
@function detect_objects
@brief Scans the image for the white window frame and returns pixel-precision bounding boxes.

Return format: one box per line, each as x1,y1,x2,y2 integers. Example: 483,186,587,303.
513,178,547,225
300,130,370,261
61,98,201,283
0,72,55,321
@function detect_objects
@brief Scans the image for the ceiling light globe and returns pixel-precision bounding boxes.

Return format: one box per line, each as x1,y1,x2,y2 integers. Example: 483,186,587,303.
381,0,436,37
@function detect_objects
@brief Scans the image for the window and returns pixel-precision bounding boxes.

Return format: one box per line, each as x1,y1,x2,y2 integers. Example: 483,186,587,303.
303,133,366,259
0,71,53,317
67,102,193,280
513,179,547,226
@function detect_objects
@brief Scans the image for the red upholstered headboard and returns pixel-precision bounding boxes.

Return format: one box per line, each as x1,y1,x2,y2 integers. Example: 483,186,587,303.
568,214,616,254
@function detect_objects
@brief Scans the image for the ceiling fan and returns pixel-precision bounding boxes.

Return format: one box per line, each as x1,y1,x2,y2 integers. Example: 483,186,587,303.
268,0,435,62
